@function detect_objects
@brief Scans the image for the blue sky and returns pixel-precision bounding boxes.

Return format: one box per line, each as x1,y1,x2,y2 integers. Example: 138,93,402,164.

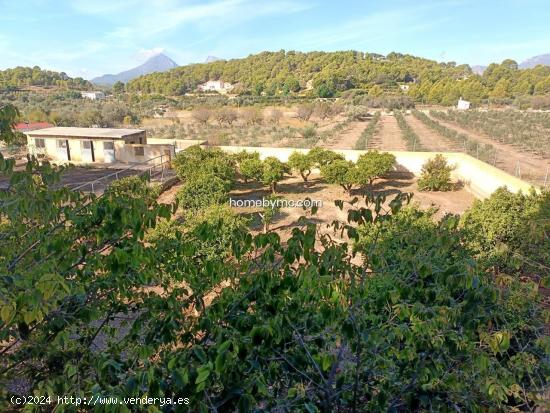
0,0,548,79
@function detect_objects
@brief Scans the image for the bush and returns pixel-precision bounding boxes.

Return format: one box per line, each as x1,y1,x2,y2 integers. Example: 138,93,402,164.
177,173,229,210
417,154,455,191
173,145,236,186
460,188,550,274
105,175,160,205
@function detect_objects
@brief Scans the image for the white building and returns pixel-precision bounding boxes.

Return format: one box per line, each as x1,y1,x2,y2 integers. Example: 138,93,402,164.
81,91,106,100
25,127,205,165
197,80,234,93
457,98,471,110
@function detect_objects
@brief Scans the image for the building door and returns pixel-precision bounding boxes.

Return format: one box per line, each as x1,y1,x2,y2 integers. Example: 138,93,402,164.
103,141,115,163
81,140,95,162
56,139,70,161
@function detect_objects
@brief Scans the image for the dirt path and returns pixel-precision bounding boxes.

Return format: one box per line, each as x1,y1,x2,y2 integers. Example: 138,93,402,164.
367,114,407,151
406,115,461,152
324,121,368,149
427,114,550,184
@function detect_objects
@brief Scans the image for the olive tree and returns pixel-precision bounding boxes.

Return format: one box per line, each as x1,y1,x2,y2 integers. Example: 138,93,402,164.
295,104,314,121
192,108,212,125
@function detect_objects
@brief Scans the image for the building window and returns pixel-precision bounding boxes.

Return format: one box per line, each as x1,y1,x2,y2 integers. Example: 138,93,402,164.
57,140,67,148
35,138,45,148
103,141,114,150
82,140,92,149
134,146,144,156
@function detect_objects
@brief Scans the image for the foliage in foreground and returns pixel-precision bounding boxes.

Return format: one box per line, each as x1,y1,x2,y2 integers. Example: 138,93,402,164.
460,187,550,278
1,154,548,412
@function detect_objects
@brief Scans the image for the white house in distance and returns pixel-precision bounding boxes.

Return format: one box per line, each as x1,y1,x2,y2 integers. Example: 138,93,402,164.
457,97,471,110
197,80,234,94
25,127,205,165
81,91,106,100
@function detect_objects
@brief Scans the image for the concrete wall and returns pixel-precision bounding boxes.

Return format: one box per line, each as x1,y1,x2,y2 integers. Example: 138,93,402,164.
115,144,174,165
218,146,537,199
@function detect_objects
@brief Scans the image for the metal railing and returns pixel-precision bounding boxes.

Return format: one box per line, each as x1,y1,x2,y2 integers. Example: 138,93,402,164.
70,154,172,193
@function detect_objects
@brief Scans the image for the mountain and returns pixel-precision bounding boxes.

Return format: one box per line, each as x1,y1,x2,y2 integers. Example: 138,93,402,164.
205,56,222,63
470,65,486,75
91,53,178,85
519,53,550,69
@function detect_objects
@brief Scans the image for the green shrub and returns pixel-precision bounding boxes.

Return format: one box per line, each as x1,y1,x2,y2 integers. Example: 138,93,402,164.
176,173,229,210
417,154,455,191
105,175,160,205
173,145,236,186
460,188,550,275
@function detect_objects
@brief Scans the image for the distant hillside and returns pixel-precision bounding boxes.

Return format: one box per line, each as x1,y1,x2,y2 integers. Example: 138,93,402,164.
0,66,91,91
519,53,550,69
127,50,474,97
92,53,178,86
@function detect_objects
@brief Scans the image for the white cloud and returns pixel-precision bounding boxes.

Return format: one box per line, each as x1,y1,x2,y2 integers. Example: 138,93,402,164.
136,47,166,60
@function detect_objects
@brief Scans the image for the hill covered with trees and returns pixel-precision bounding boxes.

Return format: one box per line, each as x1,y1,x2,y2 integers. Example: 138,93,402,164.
126,50,550,106
0,66,91,91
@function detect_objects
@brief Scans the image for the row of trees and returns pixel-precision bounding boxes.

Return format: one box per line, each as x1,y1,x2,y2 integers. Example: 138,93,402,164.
0,66,91,90
354,112,380,149
412,110,497,162
394,110,421,151
431,109,550,157
126,51,550,106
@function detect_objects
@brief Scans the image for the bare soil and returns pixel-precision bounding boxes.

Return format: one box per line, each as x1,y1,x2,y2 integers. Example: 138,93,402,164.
406,114,460,152
427,114,550,184
324,121,368,149
367,114,407,151
160,172,476,248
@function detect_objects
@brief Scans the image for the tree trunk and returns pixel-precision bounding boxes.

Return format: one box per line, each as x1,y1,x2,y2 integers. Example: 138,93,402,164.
271,182,277,193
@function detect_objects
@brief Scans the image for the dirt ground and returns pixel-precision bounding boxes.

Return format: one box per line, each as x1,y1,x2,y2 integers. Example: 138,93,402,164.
324,120,369,149
368,114,407,151
427,114,550,185
406,114,460,152
159,172,476,248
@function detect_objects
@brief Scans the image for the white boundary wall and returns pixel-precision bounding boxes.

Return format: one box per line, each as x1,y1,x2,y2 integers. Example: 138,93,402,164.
218,146,537,199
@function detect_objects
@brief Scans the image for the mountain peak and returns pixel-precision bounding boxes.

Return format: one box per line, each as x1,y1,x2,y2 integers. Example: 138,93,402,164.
91,53,178,85
519,53,550,69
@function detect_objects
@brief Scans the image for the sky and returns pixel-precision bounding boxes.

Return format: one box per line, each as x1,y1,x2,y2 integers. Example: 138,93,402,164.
0,0,548,79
